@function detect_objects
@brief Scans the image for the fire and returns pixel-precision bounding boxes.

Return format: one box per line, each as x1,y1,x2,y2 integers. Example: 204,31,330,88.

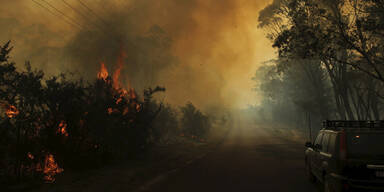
112,50,126,89
42,154,64,183
129,88,137,100
5,104,19,118
56,120,68,137
123,107,129,115
136,103,141,111
97,49,142,113
97,62,109,80
27,152,34,160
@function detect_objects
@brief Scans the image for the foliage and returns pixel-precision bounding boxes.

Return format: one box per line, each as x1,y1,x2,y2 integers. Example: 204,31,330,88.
252,59,332,128
0,41,166,184
256,0,384,121
151,104,179,144
180,102,211,140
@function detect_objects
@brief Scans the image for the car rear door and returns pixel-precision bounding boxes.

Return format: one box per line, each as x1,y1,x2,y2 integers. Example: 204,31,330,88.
312,132,323,179
319,132,333,178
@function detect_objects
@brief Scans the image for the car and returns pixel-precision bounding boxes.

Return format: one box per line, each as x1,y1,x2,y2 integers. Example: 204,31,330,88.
305,120,384,192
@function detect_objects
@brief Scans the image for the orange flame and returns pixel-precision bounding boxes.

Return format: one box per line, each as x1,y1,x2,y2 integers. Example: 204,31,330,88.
27,152,34,160
5,105,19,118
129,88,137,100
97,62,109,80
56,120,68,137
42,154,64,183
97,48,142,114
112,50,126,89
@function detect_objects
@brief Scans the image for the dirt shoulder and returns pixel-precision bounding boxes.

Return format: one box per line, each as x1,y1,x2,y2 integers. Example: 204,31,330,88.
20,124,231,192
19,142,206,192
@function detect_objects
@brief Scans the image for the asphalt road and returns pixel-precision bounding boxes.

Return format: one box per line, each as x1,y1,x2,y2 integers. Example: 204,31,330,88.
147,118,320,192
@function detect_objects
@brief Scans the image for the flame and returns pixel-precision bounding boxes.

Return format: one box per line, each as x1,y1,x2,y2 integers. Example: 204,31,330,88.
136,103,141,111
5,105,19,118
27,152,34,160
129,88,137,100
97,48,142,114
42,154,64,183
123,107,129,115
107,108,113,114
97,62,109,80
56,120,68,137
112,50,126,89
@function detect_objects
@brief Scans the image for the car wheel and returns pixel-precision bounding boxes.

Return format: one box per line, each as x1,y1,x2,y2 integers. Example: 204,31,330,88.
305,161,316,183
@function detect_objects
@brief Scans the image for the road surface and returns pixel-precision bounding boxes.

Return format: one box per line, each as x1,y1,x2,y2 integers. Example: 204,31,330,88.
147,118,320,192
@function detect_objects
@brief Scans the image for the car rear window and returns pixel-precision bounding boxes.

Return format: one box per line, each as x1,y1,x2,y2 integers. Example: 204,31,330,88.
347,132,384,157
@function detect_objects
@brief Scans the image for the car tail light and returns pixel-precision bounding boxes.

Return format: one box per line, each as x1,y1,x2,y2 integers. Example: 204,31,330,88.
340,129,347,160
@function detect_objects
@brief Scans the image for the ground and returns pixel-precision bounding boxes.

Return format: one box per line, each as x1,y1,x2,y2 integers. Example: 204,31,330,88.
145,116,320,192
30,116,321,192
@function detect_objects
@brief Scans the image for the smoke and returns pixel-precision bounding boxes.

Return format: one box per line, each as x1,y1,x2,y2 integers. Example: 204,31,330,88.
0,0,275,110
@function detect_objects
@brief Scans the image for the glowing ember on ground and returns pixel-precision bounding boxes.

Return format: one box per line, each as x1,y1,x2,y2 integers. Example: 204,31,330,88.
123,107,129,115
5,105,19,118
42,154,64,183
56,120,69,137
136,104,141,111
27,152,34,160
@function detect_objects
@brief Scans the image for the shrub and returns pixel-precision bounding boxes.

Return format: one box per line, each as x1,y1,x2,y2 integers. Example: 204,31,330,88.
180,102,211,140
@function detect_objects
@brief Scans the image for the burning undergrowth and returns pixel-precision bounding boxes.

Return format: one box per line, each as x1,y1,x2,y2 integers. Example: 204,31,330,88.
0,41,166,184
0,40,215,188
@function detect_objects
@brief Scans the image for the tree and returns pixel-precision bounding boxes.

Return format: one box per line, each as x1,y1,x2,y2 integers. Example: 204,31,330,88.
180,102,210,139
258,0,384,120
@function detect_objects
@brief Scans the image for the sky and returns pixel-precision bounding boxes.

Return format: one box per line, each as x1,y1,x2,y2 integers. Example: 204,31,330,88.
0,0,276,110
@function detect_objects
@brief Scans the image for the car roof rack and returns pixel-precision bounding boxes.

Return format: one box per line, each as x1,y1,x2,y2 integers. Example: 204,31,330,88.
323,120,384,130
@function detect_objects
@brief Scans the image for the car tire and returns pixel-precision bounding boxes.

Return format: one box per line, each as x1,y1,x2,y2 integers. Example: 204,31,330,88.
305,161,316,183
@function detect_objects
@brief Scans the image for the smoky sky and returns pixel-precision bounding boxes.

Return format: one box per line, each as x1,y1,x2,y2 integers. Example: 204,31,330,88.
0,0,276,110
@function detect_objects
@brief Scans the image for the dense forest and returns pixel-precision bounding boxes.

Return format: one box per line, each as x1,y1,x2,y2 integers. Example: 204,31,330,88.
252,0,384,131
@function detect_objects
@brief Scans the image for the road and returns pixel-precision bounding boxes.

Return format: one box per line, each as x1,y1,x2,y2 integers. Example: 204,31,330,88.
146,118,320,192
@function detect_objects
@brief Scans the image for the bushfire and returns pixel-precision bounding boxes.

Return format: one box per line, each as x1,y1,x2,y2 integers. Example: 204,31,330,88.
41,154,64,183
3,104,19,118
97,62,109,81
97,51,141,113
56,120,69,137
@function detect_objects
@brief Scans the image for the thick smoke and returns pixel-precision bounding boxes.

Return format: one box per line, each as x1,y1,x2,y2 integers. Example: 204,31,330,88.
0,0,275,110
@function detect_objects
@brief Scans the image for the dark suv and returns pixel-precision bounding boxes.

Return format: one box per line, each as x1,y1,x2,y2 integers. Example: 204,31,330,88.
305,120,384,192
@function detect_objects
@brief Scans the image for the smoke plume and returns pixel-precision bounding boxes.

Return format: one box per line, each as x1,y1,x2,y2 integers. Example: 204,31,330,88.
0,0,275,110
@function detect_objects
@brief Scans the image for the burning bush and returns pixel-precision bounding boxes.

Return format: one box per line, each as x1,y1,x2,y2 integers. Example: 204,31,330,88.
0,41,165,184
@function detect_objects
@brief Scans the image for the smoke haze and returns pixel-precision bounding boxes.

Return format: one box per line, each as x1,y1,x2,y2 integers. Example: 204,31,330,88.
0,0,276,110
